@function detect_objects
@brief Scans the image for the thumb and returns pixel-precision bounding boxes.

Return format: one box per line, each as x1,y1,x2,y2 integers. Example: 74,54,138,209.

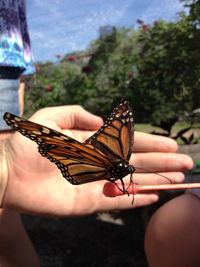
60,105,103,130
31,105,103,131
73,106,103,130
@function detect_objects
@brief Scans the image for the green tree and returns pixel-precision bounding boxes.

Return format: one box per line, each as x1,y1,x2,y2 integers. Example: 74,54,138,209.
129,6,200,133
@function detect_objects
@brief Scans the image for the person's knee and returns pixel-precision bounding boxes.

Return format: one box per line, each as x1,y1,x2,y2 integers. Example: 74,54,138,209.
144,193,200,267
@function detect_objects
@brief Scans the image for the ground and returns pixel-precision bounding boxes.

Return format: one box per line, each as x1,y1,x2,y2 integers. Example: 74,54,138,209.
22,144,200,267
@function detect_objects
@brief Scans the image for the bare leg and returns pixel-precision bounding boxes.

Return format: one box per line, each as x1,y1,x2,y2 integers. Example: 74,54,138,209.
0,134,39,266
144,193,200,267
0,209,40,267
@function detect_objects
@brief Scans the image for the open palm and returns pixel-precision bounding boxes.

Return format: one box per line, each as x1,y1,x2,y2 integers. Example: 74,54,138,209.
2,105,193,217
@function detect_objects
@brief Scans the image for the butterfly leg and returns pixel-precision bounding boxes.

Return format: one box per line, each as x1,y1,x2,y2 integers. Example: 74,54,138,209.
111,179,130,196
105,179,126,195
116,179,136,205
119,178,128,195
125,174,135,204
125,173,134,192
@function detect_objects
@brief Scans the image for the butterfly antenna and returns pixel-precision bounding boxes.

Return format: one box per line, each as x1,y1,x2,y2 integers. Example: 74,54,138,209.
134,166,172,184
120,178,128,195
122,173,135,204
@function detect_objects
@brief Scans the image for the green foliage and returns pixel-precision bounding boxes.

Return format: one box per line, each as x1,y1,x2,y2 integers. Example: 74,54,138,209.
131,16,200,126
25,0,200,133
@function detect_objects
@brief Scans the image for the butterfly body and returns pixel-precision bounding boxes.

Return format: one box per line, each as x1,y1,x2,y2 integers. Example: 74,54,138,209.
108,160,135,181
3,98,135,193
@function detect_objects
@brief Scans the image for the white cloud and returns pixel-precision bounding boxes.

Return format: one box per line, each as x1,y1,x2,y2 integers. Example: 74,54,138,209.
141,0,184,23
27,0,185,62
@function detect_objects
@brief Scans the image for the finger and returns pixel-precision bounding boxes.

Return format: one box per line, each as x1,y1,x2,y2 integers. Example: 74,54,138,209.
32,105,103,131
64,106,103,130
62,129,98,142
134,132,178,152
123,171,184,185
103,183,159,208
115,193,159,209
119,193,159,208
131,152,193,172
103,172,184,201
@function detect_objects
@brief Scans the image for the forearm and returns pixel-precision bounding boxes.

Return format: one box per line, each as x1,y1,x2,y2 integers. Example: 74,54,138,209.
0,140,8,207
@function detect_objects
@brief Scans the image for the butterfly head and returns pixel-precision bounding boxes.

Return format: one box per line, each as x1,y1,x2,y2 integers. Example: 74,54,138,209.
126,165,135,174
110,160,135,181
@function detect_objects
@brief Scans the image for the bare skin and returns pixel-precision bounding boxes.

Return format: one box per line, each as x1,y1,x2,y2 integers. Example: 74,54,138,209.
145,192,200,267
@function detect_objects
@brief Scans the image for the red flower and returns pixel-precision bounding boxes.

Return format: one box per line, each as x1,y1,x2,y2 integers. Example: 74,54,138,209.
139,53,144,59
45,85,54,91
35,65,40,71
154,21,158,26
90,53,98,57
137,19,143,24
55,54,62,58
82,66,92,73
143,25,149,31
67,56,77,61
127,73,134,78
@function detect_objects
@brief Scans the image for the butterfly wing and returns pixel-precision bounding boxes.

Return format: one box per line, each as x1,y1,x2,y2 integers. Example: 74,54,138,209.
3,98,134,189
3,112,115,184
84,98,134,163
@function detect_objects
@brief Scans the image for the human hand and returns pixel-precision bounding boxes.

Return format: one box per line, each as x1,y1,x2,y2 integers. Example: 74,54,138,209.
2,106,193,216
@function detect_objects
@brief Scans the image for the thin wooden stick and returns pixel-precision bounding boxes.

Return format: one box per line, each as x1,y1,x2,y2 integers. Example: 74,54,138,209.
103,182,200,197
133,183,200,194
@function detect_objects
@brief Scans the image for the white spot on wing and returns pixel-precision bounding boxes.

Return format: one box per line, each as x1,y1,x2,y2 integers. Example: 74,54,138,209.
14,117,21,122
42,127,50,134
32,130,42,135
123,110,129,116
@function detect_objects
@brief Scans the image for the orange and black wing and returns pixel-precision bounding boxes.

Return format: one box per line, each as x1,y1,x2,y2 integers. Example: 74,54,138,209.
3,98,134,187
84,98,134,163
3,112,115,185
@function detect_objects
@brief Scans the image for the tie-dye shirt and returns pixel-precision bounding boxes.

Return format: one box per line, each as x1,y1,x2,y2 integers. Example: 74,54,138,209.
0,0,35,74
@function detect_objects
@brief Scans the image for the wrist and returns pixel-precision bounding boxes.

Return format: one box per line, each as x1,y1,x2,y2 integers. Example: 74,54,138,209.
0,130,15,141
0,141,9,207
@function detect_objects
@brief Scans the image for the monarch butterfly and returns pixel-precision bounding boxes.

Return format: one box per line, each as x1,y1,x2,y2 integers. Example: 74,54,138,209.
3,98,135,194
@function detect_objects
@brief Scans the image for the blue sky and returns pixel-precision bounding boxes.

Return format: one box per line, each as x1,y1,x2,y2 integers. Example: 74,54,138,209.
26,0,185,63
